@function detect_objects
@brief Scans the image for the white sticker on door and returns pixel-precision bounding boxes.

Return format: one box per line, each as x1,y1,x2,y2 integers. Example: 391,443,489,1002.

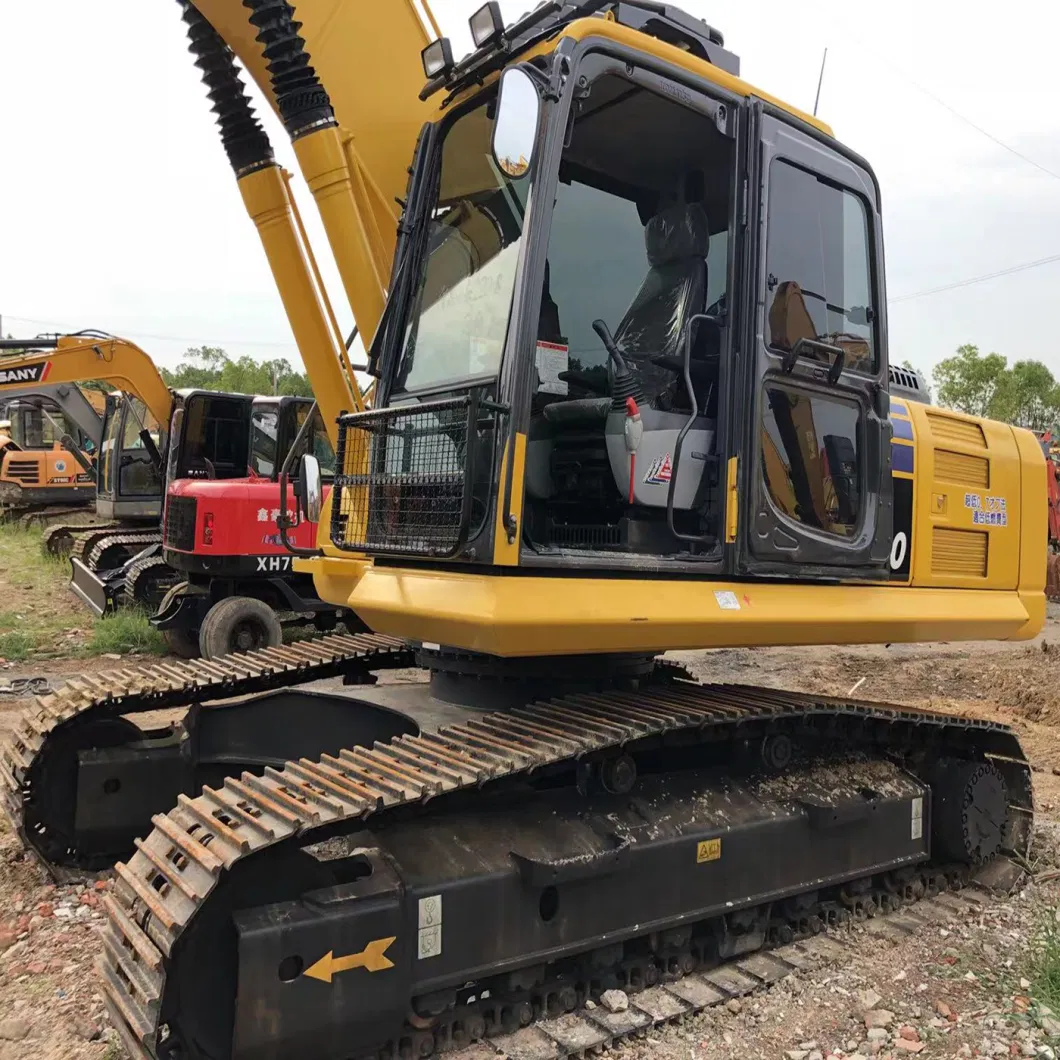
911,796,924,841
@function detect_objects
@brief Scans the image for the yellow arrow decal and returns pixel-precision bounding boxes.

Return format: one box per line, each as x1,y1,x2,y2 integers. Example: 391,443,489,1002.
304,937,397,983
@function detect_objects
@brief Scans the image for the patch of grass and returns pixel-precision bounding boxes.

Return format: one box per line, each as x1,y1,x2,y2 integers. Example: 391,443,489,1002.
90,609,167,657
1027,905,1060,1014
0,629,36,661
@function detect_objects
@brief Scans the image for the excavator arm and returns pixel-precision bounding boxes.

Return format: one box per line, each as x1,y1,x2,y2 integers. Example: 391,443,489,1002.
0,383,104,450
0,336,173,429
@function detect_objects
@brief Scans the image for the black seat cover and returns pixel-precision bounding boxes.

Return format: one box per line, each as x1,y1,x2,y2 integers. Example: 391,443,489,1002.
613,203,709,401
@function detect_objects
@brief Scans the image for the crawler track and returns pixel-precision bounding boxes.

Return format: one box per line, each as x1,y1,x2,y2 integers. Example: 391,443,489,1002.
76,528,161,570
0,631,417,867
94,680,1031,1060
123,554,179,609
415,874,1002,1060
41,520,120,556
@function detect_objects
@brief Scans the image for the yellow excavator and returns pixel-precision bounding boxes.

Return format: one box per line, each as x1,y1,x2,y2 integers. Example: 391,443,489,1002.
0,334,173,576
0,5,1044,1060
0,380,104,521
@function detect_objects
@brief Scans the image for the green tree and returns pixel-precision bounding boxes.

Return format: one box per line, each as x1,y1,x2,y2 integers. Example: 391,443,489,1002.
992,360,1060,432
933,344,1060,431
160,347,312,397
933,344,1009,418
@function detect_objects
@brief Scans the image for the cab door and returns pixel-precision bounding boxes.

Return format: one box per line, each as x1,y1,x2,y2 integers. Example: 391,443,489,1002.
735,109,892,579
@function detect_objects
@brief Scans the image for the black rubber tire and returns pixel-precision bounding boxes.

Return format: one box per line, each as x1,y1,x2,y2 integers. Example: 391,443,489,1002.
163,628,201,660
199,596,283,660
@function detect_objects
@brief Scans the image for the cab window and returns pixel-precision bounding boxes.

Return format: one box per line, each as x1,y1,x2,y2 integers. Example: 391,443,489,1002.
250,408,279,477
291,405,336,479
765,160,875,373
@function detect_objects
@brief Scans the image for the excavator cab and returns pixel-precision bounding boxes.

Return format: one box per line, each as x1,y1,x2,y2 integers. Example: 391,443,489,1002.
95,392,165,520
330,15,893,599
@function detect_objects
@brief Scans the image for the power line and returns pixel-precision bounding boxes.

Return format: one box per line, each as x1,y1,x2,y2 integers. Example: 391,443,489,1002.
889,252,1060,304
1,313,300,351
829,17,1060,185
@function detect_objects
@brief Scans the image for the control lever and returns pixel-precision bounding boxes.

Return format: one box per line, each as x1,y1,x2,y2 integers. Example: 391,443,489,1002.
592,319,642,405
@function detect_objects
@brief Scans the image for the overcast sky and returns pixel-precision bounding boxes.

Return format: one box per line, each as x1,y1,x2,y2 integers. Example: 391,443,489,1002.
1,0,1058,387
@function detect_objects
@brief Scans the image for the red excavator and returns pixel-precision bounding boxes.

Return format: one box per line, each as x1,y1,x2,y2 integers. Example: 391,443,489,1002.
147,390,351,658
1039,429,1060,599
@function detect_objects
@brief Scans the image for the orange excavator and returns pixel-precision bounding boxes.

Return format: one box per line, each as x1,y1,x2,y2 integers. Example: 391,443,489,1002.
0,378,105,522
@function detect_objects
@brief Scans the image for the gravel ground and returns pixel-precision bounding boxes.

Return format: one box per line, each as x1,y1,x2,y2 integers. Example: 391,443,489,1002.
4,617,1060,1059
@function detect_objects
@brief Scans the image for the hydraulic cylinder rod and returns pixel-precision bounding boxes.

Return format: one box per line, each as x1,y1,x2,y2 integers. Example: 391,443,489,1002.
241,0,387,347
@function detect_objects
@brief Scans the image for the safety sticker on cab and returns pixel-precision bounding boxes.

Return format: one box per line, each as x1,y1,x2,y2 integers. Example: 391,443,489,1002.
964,492,1007,526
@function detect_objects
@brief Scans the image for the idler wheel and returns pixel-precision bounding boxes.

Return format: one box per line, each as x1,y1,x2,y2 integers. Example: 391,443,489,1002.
931,758,1007,864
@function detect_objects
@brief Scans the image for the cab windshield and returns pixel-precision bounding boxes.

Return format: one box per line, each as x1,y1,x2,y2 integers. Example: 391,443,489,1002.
394,99,530,394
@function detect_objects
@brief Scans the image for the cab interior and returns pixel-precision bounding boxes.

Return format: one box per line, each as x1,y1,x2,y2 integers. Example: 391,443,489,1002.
521,73,734,559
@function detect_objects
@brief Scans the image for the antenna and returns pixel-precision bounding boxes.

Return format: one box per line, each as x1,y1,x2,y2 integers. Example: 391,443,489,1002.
813,47,828,117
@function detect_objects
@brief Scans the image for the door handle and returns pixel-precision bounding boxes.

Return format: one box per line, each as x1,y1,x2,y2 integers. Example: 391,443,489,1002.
782,337,846,385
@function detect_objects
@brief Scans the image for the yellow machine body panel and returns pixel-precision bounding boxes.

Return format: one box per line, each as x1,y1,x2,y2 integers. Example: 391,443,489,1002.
0,445,89,494
310,562,1039,658
304,398,1047,655
895,400,1040,591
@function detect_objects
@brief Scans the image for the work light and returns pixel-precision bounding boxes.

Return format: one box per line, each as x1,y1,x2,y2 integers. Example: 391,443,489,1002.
469,2,505,48
421,37,455,79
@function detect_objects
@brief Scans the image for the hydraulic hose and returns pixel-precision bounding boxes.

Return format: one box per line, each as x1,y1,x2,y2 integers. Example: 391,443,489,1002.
241,0,336,139
177,0,274,175
177,1,357,434
240,0,387,343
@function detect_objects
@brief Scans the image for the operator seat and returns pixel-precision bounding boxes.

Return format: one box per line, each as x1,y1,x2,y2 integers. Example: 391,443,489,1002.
612,202,709,403
544,202,710,428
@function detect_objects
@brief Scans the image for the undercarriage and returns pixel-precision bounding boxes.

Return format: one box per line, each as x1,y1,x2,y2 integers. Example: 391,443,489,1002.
0,643,1032,1060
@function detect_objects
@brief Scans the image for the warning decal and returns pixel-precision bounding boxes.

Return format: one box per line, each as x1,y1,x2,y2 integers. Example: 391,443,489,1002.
696,839,722,863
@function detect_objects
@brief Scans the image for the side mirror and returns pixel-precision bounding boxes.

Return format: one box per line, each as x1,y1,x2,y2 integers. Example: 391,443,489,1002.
295,454,323,523
491,67,540,179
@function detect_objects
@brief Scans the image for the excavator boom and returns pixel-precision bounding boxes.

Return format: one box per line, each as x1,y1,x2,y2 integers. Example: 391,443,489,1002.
188,0,438,350
0,336,173,429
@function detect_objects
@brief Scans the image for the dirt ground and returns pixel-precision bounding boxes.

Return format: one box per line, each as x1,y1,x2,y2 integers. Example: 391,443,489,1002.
4,611,1060,1059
